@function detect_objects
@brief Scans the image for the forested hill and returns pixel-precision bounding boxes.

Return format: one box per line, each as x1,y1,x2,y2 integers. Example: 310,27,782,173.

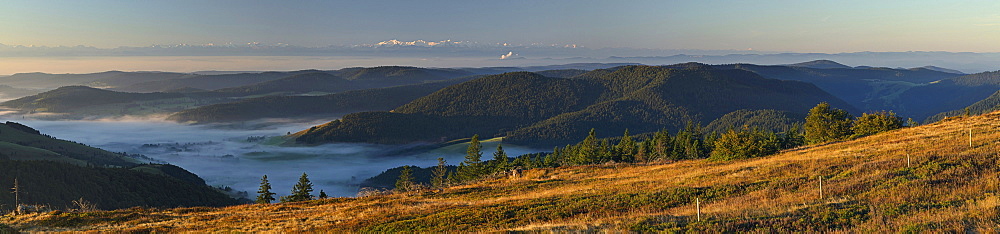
925,71,1000,122
0,86,233,119
333,66,473,83
213,66,475,96
212,72,350,95
168,76,479,123
0,121,137,167
1,86,189,113
678,62,963,119
0,121,239,210
295,65,855,146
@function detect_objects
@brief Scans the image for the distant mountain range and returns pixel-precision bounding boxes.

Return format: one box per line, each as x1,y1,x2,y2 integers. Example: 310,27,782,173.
7,61,1000,136
0,64,639,119
7,42,1000,73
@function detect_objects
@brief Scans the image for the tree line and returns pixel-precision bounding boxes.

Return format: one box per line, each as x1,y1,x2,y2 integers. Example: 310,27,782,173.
384,102,905,191
258,102,906,198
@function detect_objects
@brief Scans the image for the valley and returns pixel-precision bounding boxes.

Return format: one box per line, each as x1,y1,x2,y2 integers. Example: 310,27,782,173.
6,107,1000,232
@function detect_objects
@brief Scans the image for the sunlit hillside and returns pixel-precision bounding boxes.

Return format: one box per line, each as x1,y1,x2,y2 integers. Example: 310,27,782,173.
5,110,1000,232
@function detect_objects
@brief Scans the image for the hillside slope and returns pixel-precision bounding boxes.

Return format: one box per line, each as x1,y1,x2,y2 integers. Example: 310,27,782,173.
692,62,963,119
0,122,239,210
9,109,1000,232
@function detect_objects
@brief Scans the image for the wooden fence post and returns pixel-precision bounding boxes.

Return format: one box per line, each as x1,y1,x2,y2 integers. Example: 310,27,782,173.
696,197,701,222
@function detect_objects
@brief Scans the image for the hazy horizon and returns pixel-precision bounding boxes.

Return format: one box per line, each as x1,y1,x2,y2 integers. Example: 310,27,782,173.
6,1,1000,75
4,1,1000,52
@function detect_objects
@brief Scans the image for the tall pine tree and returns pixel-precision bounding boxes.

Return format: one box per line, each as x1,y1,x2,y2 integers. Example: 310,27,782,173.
616,129,636,162
395,165,415,191
288,173,314,202
492,143,509,174
255,175,275,204
457,134,483,182
573,128,600,165
431,157,448,188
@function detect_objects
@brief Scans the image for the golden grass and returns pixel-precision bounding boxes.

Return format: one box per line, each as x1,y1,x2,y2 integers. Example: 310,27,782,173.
6,112,1000,232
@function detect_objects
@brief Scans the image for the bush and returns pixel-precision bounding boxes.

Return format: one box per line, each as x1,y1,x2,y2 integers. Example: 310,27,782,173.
709,128,781,161
851,111,903,137
804,102,853,144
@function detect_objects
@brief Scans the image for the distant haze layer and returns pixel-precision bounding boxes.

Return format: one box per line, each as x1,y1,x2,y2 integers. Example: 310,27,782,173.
7,51,1000,75
0,56,510,75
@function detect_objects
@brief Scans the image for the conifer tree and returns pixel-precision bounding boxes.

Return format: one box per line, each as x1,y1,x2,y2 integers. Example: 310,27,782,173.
492,144,509,174
780,122,805,149
616,129,636,162
652,130,671,160
289,172,313,202
255,175,275,204
445,170,459,185
318,190,329,199
574,128,599,165
457,134,483,181
395,165,415,191
431,157,448,188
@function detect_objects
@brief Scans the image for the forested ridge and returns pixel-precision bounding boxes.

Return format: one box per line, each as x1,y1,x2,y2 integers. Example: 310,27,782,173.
296,65,855,147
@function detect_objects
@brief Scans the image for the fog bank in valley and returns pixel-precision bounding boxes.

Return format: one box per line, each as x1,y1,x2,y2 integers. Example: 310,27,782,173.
13,119,543,198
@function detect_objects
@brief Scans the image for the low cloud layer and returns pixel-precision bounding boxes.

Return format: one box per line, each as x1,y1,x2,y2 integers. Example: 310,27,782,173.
14,119,543,198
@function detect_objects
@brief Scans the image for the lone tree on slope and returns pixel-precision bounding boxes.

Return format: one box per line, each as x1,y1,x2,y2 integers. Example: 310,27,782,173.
256,175,275,204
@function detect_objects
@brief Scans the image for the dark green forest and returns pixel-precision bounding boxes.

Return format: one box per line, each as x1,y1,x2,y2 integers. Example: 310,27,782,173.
297,65,855,147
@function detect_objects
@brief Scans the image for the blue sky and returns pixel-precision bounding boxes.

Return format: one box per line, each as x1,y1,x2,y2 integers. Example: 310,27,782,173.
2,0,1000,52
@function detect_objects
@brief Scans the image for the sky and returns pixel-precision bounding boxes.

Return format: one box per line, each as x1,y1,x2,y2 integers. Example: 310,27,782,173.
3,0,1000,53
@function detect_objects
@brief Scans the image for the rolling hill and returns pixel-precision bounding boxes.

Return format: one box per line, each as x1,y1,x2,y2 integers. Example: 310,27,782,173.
924,71,1000,122
116,71,321,93
9,106,1000,232
898,70,1000,122
0,86,233,119
168,76,479,123
787,59,853,69
683,62,964,119
0,64,629,94
0,71,191,90
212,72,350,95
0,85,41,101
295,65,854,146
